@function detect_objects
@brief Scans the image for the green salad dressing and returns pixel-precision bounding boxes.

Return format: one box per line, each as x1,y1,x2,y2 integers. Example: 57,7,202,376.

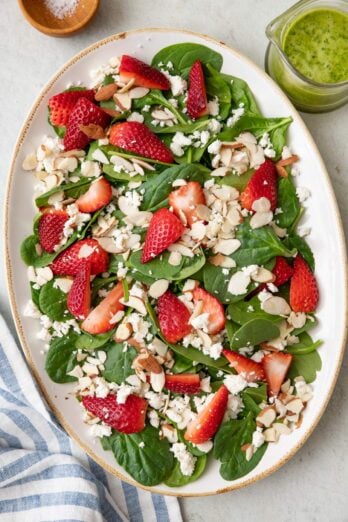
283,8,348,84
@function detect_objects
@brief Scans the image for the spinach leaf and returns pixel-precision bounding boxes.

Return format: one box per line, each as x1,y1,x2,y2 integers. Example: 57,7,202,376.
128,249,205,281
102,342,137,384
228,295,282,325
214,412,268,480
201,263,234,304
165,455,207,487
221,73,260,114
269,120,292,158
292,316,317,336
139,163,210,211
39,280,71,322
284,234,315,271
286,332,322,356
225,319,239,349
21,235,56,267
287,349,322,383
35,178,91,208
171,352,198,374
30,283,41,309
75,330,115,350
109,426,174,486
232,220,296,267
218,114,292,145
275,176,300,229
230,319,280,349
102,164,144,183
45,334,78,383
205,64,231,119
152,43,223,77
242,383,267,404
216,169,254,192
133,89,186,124
241,394,261,416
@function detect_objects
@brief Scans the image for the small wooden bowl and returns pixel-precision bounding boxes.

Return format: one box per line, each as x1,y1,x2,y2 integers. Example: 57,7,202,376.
18,0,100,37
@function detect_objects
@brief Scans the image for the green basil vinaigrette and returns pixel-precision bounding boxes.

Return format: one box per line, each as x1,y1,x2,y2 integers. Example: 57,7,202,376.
283,8,348,84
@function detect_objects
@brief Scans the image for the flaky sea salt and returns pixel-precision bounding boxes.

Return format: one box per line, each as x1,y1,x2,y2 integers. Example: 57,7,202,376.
44,0,79,19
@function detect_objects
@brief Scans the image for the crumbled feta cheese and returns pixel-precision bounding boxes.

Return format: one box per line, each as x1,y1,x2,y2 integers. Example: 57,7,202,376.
252,429,265,448
296,186,311,202
24,300,41,318
207,97,219,116
170,442,196,476
168,75,187,96
207,139,221,155
224,374,248,395
127,112,144,123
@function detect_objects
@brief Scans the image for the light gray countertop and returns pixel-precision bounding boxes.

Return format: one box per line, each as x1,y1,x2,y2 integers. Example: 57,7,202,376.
1,1,347,520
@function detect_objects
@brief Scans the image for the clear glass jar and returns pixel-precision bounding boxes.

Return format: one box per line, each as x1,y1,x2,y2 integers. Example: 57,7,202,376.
265,0,348,113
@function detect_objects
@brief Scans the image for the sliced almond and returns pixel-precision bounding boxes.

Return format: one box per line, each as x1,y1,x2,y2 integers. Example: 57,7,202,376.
148,279,169,299
213,238,241,256
162,423,178,443
196,204,211,221
228,271,250,296
208,254,236,268
168,243,194,258
117,195,138,216
168,251,182,266
129,86,150,99
95,83,117,101
286,398,304,414
152,109,174,121
59,149,86,158
117,78,136,93
114,322,133,342
123,211,153,227
182,279,198,292
273,422,291,436
250,211,273,229
256,406,276,428
22,153,38,171
263,427,278,442
275,164,288,178
277,155,299,167
251,267,275,284
133,352,162,374
220,146,233,167
114,92,132,111
252,197,271,213
210,167,230,177
102,107,122,117
262,296,291,316
95,237,119,254
150,370,165,392
131,157,156,171
120,295,147,315
79,124,106,140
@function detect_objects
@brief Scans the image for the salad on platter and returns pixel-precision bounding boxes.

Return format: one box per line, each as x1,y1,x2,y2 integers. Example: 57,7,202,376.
20,43,321,487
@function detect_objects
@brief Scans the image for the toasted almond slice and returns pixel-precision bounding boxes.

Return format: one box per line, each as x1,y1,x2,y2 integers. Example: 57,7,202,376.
262,296,291,316
210,167,230,177
120,295,147,315
117,78,136,93
277,155,299,167
102,107,122,117
133,352,162,374
196,204,211,221
22,153,38,171
224,141,244,149
151,109,174,121
168,243,194,258
251,267,275,284
114,322,133,342
123,211,153,227
95,237,120,254
168,251,182,266
252,197,271,213
117,195,138,216
250,210,273,229
274,422,291,436
256,406,276,428
220,146,232,167
95,83,118,101
208,254,236,268
263,427,278,442
148,279,169,299
129,86,150,99
131,157,156,171
213,238,241,256
79,124,106,140
276,164,288,178
286,398,304,414
114,92,132,111
150,370,166,392
59,149,86,158
197,329,212,348
182,279,198,292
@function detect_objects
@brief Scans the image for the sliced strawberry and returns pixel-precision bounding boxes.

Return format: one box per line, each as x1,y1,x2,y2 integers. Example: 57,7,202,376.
82,394,147,434
184,385,229,444
109,122,173,163
67,261,91,320
38,209,68,253
223,349,265,382
157,291,192,344
119,55,170,90
186,60,208,120
273,256,294,287
51,239,109,276
164,374,201,394
240,159,277,211
290,255,319,313
192,287,225,335
262,352,293,397
141,208,184,263
76,177,112,213
169,181,206,227
81,281,124,334
63,97,110,151
48,89,95,127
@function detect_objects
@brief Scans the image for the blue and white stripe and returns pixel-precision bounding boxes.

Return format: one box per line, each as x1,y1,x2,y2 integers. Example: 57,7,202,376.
0,315,182,521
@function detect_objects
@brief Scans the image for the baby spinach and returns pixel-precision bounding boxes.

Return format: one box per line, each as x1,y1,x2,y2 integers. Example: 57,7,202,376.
275,176,300,229
287,349,322,384
108,426,174,486
218,114,292,147
102,164,144,183
205,64,231,119
216,169,254,192
284,234,315,271
128,249,205,281
133,89,186,124
102,342,137,385
202,263,235,304
165,455,207,487
39,280,71,322
292,316,317,336
232,220,296,267
228,295,282,325
30,283,41,309
221,73,260,114
151,43,223,77
45,334,79,384
242,383,267,404
35,178,91,208
20,235,57,268
75,330,115,351
139,163,210,211
214,412,267,480
171,352,198,374
230,319,280,350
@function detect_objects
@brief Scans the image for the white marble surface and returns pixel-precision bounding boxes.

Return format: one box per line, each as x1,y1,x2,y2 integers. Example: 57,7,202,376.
1,1,347,520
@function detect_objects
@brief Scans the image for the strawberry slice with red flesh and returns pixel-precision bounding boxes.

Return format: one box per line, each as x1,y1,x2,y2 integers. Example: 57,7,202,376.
51,239,109,276
141,208,185,263
48,89,95,127
81,281,124,334
76,177,112,213
169,181,206,227
273,256,294,287
223,349,265,382
38,209,68,253
240,159,277,211
165,374,201,394
186,60,208,120
109,122,174,163
192,287,226,335
290,255,319,313
262,352,293,397
119,55,170,90
82,394,148,434
184,385,229,444
63,97,110,151
157,291,192,344
67,261,91,320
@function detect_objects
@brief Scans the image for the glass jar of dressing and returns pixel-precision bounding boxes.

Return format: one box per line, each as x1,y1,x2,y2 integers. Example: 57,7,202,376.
265,0,348,112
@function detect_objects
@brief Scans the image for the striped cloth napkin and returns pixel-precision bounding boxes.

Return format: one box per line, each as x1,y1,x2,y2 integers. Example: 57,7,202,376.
0,315,182,521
